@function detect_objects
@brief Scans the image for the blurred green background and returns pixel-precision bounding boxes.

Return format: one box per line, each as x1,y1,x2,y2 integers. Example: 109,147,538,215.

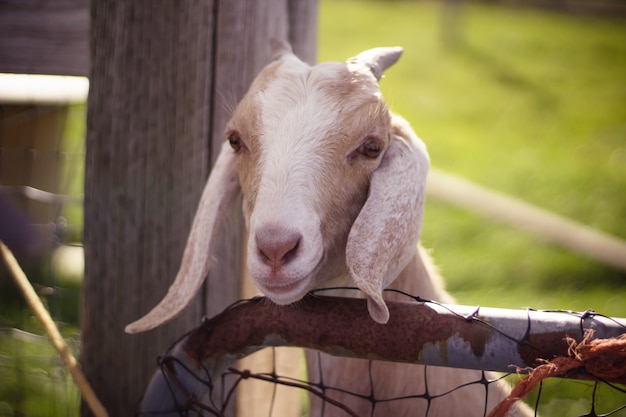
319,0,626,317
320,3,626,414
1,1,625,416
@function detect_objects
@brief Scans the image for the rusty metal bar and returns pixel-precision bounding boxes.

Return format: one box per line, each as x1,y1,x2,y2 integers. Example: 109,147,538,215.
139,295,626,415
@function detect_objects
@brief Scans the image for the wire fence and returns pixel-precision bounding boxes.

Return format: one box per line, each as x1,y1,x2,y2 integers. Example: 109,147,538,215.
137,289,626,417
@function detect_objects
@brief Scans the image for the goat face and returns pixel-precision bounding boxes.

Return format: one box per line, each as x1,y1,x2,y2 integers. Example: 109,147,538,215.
226,54,394,306
126,45,429,334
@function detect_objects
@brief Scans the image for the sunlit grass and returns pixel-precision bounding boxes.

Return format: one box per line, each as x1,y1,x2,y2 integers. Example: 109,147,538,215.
58,103,86,242
1,3,625,416
0,327,80,416
320,0,626,315
320,3,626,414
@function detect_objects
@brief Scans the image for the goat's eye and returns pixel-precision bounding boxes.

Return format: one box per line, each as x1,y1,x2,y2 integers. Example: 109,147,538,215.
228,132,242,152
359,136,382,159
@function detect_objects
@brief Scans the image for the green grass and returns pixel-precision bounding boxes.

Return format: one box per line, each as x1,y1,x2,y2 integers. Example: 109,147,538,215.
0,327,80,417
319,0,626,316
59,103,87,242
320,2,626,415
2,3,625,415
0,261,82,417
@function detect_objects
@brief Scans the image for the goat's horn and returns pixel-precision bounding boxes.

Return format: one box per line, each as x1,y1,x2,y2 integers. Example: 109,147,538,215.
347,47,403,81
346,117,429,323
125,141,240,333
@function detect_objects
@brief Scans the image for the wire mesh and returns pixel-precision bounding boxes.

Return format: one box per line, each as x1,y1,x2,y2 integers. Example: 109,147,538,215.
137,289,626,417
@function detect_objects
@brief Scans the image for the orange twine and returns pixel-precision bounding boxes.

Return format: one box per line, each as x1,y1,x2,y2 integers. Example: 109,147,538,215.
488,330,626,417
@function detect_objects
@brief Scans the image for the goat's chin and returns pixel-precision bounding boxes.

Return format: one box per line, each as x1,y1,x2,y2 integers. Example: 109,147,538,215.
255,276,313,305
251,259,326,306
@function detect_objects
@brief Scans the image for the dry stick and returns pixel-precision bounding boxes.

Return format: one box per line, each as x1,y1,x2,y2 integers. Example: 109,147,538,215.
0,242,109,417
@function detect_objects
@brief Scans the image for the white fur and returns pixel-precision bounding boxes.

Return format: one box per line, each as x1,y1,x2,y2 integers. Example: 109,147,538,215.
247,61,340,304
127,44,533,417
235,49,531,416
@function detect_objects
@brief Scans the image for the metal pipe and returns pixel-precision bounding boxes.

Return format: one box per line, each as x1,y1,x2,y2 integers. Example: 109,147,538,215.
140,295,626,414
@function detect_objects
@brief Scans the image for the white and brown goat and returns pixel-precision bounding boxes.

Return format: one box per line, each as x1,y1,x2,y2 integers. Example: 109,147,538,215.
127,43,532,417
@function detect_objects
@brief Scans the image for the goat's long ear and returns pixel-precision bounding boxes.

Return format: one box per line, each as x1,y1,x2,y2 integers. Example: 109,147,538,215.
346,120,429,323
347,46,403,81
125,141,240,333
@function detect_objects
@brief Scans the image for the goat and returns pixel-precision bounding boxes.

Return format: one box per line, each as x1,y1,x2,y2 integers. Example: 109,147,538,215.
126,42,533,417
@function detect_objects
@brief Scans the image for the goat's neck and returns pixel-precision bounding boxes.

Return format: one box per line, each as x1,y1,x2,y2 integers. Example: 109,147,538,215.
387,245,455,304
323,244,453,304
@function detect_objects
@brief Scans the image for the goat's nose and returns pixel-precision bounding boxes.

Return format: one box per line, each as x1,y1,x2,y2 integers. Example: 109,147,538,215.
256,226,302,268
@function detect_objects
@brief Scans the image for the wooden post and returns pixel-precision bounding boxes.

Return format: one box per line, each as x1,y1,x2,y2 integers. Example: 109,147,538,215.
82,1,316,415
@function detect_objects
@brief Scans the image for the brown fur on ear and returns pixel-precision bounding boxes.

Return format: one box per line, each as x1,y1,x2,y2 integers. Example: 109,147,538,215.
125,141,240,333
346,117,429,323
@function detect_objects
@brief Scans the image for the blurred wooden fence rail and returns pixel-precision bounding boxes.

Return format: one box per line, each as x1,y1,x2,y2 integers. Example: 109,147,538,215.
0,0,90,246
0,0,89,77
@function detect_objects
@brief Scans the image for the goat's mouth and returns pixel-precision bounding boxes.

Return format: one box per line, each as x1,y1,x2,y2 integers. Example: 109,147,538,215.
254,257,324,306
257,276,312,305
